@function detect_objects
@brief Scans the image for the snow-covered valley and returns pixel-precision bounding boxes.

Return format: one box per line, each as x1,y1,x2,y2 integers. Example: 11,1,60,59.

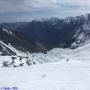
0,43,90,90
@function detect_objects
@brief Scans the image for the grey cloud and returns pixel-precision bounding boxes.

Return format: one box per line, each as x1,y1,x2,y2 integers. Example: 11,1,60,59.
0,0,89,12
0,0,90,22
3,0,24,4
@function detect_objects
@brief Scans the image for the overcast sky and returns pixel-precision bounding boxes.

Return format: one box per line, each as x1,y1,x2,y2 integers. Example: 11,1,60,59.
0,0,90,22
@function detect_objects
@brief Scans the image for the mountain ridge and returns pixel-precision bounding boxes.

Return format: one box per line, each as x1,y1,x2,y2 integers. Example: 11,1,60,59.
0,13,90,54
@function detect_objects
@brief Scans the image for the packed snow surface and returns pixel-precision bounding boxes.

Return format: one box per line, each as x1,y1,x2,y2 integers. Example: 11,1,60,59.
0,61,90,90
0,43,90,90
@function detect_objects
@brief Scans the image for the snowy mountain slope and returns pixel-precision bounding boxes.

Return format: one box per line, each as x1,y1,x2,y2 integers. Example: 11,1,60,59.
1,43,90,89
31,42,90,65
0,28,47,56
0,28,47,67
1,39,90,68
71,43,90,60
0,60,90,90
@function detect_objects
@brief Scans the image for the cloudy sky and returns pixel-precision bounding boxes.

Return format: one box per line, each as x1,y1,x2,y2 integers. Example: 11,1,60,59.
0,0,90,22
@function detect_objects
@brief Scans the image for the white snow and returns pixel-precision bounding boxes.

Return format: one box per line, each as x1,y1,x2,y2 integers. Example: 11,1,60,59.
0,40,30,56
82,23,90,31
2,29,13,35
0,43,90,90
0,60,90,90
